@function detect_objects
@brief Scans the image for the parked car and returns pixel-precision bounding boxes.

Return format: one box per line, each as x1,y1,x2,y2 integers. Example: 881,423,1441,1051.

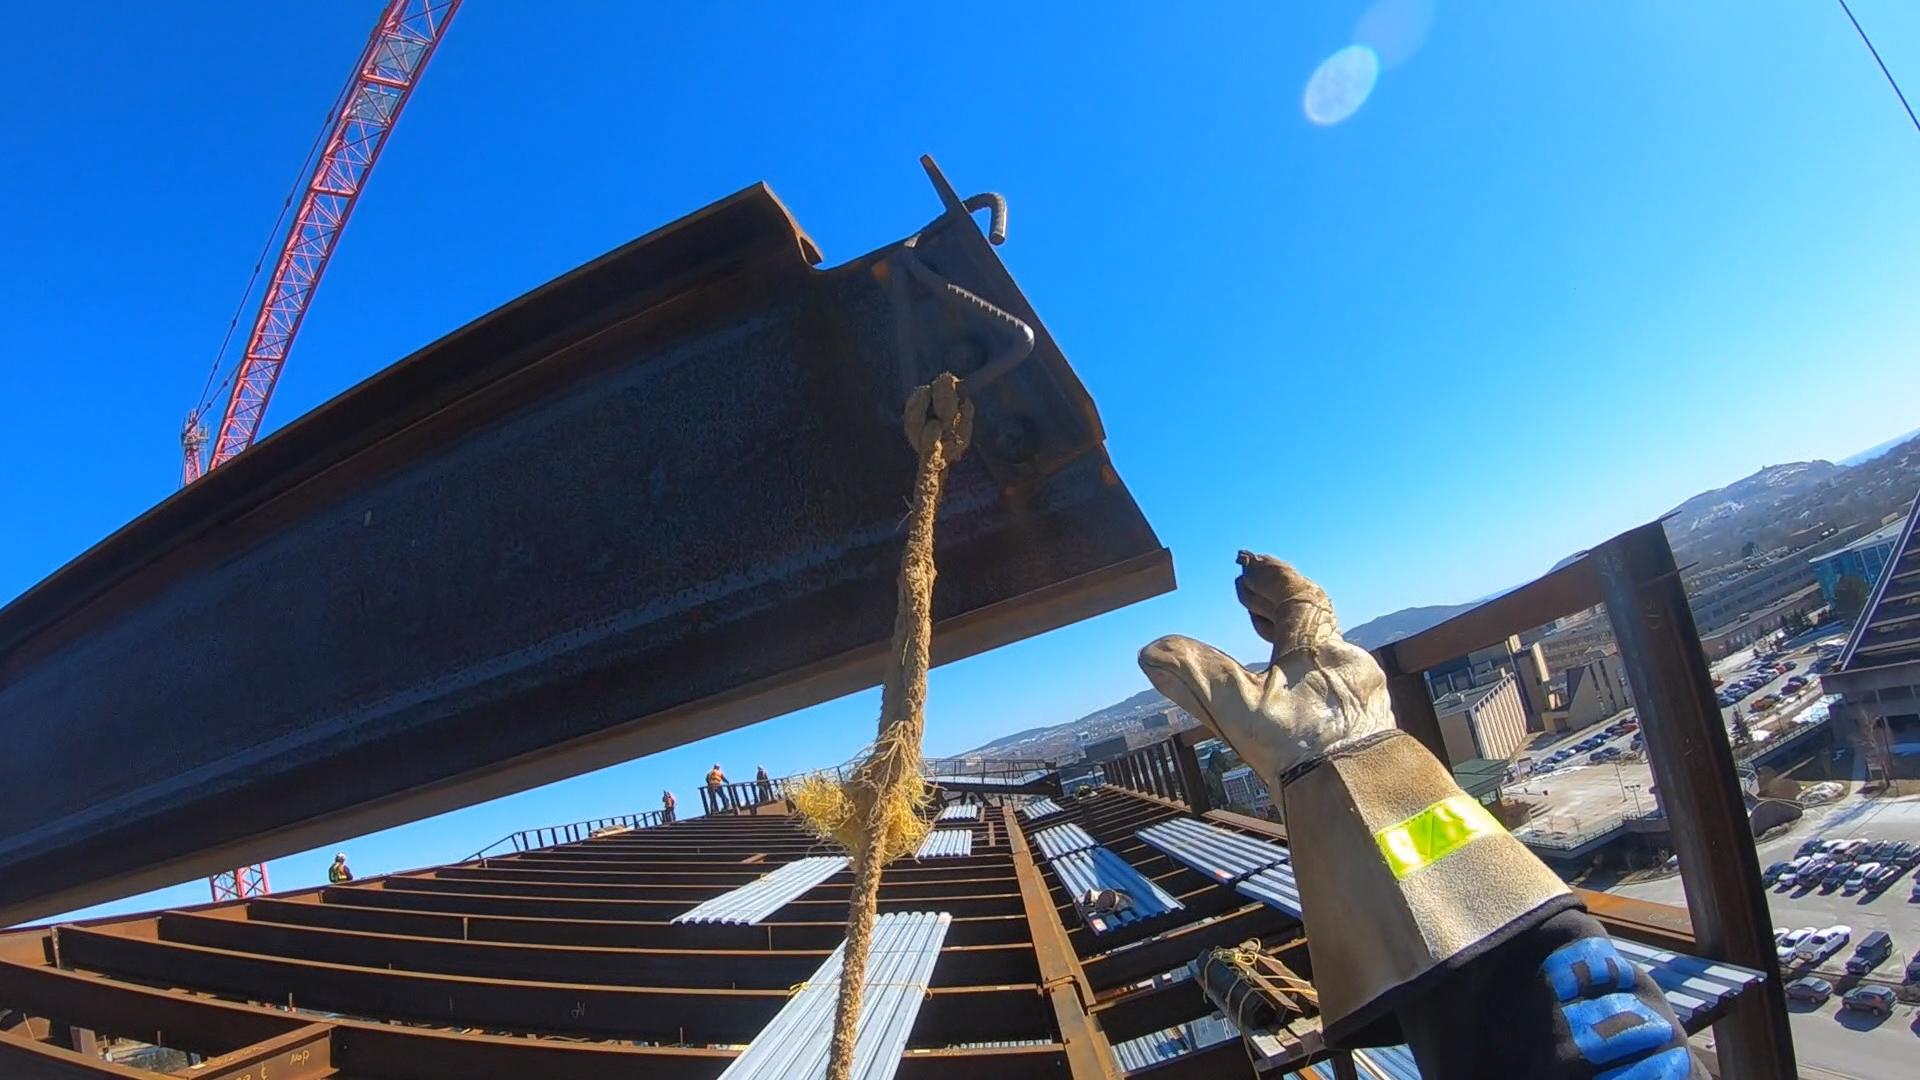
1777,927,1817,964
1869,864,1904,893
1844,862,1881,894
1846,930,1894,974
1842,985,1897,1016
1903,949,1920,984
1798,925,1852,963
1781,660,1798,671
1797,838,1824,859
1786,976,1833,1004
1820,862,1852,892
1762,861,1790,885
1911,875,1920,902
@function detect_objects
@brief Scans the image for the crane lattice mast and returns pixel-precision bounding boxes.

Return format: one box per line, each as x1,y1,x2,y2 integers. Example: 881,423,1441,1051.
183,0,460,485
190,0,461,902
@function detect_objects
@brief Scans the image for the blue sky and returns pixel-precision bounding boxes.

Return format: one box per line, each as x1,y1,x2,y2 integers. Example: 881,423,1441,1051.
6,1,1919,921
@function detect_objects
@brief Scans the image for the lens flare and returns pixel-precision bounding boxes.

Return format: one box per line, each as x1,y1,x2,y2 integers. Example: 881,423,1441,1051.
1303,45,1381,126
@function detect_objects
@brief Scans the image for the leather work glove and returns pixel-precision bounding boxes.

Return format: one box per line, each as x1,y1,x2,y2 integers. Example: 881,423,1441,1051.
1138,552,1393,783
1136,554,1706,1080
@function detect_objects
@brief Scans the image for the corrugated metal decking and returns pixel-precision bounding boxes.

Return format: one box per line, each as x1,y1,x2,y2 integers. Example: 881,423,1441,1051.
1135,817,1288,883
1031,823,1097,861
672,855,848,925
1236,862,1303,918
718,911,952,1080
1293,1045,1423,1079
1051,845,1183,935
1613,938,1765,1030
936,804,981,822
914,829,975,859
1109,1012,1239,1073
1018,797,1064,822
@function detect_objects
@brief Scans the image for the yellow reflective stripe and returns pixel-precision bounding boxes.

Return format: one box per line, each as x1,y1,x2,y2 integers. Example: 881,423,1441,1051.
1374,794,1504,879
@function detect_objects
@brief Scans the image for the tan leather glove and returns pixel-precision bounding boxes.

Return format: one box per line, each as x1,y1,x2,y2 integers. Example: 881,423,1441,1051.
1138,552,1393,781
1138,552,1577,1049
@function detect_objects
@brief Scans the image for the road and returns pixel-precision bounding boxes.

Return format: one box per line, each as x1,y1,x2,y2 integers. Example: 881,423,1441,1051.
1613,791,1920,1077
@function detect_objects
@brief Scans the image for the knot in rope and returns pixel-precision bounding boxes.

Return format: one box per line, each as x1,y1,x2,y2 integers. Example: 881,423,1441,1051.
903,372,974,466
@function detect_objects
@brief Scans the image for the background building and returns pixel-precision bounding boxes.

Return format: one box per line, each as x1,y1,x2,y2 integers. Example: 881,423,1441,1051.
1810,517,1904,606
1433,670,1531,763
1825,490,1920,780
1426,634,1557,731
1542,652,1634,734
1220,764,1273,815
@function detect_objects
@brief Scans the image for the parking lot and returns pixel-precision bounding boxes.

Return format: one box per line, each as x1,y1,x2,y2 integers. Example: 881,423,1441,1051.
1509,634,1840,846
1613,791,1920,1076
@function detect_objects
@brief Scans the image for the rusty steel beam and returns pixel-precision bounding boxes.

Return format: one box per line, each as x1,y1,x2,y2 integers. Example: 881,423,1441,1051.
0,1033,152,1079
52,925,1047,1045
185,1023,336,1080
1594,527,1796,1078
0,157,1172,924
158,910,1039,989
323,882,1023,920
391,870,1019,901
246,896,1034,949
1003,805,1118,1079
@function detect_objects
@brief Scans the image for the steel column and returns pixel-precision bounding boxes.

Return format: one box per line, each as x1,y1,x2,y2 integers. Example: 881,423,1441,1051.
1595,527,1795,1078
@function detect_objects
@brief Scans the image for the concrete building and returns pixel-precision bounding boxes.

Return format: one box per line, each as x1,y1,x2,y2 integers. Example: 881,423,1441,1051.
1810,517,1905,606
1433,670,1531,763
1538,610,1616,674
1825,490,1920,778
1078,734,1131,763
1694,584,1822,661
1220,764,1273,815
1542,652,1634,734
1426,634,1557,730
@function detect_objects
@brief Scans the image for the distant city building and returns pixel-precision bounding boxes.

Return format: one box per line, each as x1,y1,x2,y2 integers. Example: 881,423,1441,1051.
1426,634,1556,731
1141,709,1172,730
1825,489,1920,779
1220,765,1272,815
1079,734,1131,763
1542,652,1633,734
1538,611,1617,675
1433,670,1531,763
1809,517,1905,606
1694,584,1822,660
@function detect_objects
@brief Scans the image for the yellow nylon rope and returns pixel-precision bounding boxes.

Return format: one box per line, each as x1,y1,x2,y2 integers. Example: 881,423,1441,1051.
817,373,973,1080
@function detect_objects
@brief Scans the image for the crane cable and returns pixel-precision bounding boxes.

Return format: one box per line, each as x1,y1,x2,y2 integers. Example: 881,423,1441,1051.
1836,0,1920,137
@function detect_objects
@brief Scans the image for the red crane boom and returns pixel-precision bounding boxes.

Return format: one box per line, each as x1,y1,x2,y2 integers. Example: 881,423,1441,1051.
188,0,460,902
183,0,460,485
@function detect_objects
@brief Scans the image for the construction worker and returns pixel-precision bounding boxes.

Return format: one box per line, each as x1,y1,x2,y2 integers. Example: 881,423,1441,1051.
327,852,353,884
1139,553,1704,1080
705,763,729,812
755,765,772,804
661,789,676,823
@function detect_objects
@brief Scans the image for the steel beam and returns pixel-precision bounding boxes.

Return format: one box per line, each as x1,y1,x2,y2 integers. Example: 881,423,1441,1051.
53,925,1048,1045
1595,527,1796,1078
246,896,1034,949
159,911,1039,988
323,882,1023,920
0,1030,152,1079
1004,806,1118,1078
0,158,1172,923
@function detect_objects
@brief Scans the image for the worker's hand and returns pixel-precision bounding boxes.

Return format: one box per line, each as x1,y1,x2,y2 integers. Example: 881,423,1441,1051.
1138,553,1394,784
